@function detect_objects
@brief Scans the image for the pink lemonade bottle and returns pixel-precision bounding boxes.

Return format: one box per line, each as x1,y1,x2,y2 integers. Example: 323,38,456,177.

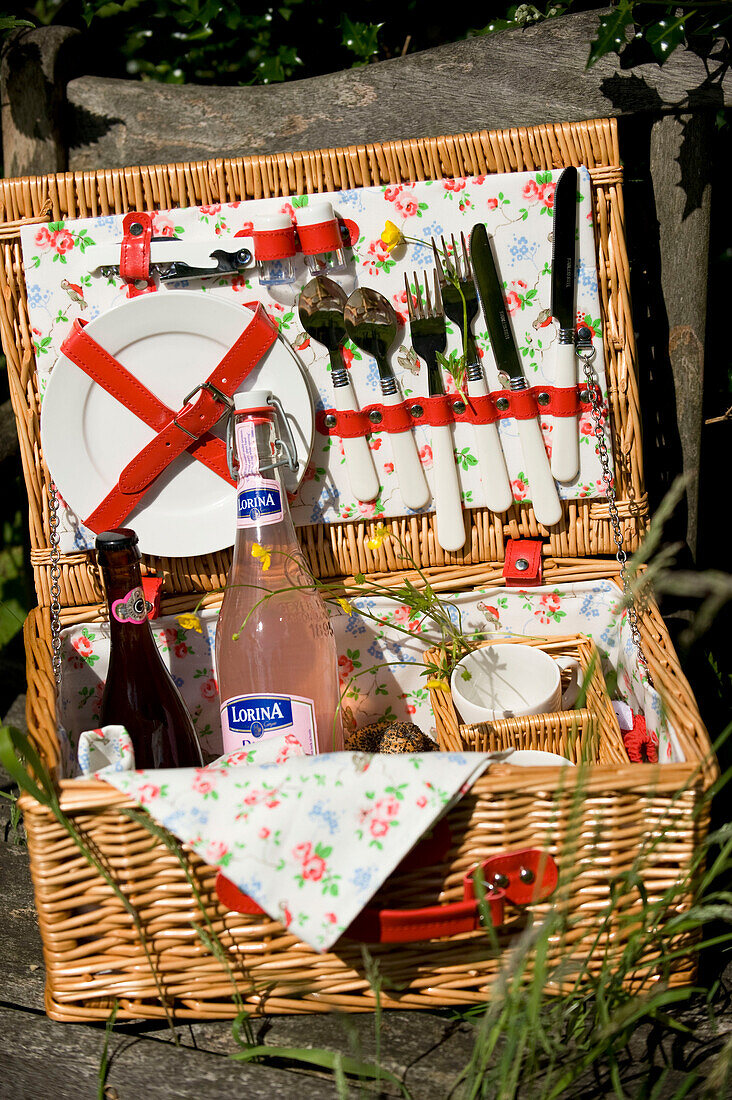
216,390,344,756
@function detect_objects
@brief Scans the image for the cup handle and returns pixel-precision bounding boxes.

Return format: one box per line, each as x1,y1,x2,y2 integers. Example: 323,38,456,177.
555,655,583,709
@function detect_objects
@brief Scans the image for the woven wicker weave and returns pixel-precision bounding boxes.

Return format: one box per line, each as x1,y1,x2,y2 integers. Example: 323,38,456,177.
1,117,715,1021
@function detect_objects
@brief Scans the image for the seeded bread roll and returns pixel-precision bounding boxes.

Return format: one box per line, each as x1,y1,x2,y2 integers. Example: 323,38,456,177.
345,719,437,754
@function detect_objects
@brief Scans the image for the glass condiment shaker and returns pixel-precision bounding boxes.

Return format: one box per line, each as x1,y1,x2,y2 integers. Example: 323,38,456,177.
252,211,298,286
296,201,346,274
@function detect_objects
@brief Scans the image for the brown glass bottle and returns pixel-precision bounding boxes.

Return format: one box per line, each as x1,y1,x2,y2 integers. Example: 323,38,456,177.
96,529,203,769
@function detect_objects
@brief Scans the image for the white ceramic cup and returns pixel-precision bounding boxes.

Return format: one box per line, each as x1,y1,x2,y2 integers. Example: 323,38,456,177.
450,644,583,725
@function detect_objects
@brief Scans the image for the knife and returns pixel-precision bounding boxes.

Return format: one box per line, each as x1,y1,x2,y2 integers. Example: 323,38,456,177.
469,224,562,527
550,166,579,482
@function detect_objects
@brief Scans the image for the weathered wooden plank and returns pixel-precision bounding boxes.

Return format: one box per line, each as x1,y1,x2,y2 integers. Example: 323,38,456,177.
0,26,78,177
650,111,712,555
0,1004,363,1100
2,12,729,176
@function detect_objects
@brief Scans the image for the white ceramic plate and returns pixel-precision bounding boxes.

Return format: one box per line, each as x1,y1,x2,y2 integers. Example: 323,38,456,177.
41,292,314,557
504,750,575,767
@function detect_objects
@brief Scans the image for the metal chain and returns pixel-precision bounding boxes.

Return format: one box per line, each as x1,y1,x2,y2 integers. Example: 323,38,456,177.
575,335,654,686
48,482,63,690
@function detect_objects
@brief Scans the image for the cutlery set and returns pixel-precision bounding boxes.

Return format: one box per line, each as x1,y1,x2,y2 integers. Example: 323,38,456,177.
298,166,580,547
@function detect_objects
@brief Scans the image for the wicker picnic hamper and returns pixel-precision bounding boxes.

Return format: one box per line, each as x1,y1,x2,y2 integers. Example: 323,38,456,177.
1,118,717,1021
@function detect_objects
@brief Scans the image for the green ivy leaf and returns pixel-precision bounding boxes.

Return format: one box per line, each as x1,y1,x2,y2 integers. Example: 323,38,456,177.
645,14,687,64
587,1,634,67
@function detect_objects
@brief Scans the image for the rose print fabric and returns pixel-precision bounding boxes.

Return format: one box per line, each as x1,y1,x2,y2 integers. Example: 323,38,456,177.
77,724,134,775
57,579,681,777
98,743,496,951
21,168,612,553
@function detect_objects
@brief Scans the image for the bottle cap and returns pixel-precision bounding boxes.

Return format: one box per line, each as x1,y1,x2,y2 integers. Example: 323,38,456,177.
96,528,139,550
234,389,274,413
253,211,293,231
296,201,335,227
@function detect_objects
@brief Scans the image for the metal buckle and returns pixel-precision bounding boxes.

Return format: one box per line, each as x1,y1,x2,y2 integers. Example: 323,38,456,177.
226,393,300,480
174,381,235,438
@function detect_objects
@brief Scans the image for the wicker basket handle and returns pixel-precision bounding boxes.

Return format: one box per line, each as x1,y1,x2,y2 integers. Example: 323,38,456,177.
216,846,558,945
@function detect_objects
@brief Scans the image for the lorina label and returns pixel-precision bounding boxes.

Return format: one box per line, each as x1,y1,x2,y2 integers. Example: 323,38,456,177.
236,477,283,527
220,692,317,755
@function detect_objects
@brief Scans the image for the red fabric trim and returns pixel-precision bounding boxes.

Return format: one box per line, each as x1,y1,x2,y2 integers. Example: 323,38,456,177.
503,540,544,587
297,218,343,255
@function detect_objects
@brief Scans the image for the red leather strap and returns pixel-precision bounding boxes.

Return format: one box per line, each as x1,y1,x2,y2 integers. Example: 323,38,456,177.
62,319,170,431
503,539,544,587
551,387,581,416
215,847,558,945
253,225,297,261
346,896,503,943
297,218,343,255
317,385,595,439
116,306,277,496
60,305,277,531
120,212,155,297
509,389,539,420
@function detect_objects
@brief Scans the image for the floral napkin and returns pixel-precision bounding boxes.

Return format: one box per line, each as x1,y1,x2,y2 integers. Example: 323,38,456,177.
95,743,496,951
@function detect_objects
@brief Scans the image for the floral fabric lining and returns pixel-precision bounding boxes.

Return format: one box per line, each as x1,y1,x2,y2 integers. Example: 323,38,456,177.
57,580,681,779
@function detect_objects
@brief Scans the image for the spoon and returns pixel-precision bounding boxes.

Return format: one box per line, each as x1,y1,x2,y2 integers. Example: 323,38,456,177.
344,287,430,512
298,276,379,503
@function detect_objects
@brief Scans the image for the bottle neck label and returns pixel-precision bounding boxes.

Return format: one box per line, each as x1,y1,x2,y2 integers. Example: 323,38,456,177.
236,477,283,527
220,692,317,755
111,585,150,624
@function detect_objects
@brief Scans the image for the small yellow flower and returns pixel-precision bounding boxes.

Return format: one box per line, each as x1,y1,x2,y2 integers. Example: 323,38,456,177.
380,220,404,253
336,598,353,615
251,543,271,571
366,524,390,551
425,678,450,693
176,612,203,633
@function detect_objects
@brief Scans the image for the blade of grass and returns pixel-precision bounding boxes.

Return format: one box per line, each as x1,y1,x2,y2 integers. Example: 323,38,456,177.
230,1045,411,1096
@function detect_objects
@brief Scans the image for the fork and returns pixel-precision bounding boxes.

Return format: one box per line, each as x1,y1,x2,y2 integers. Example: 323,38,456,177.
432,233,513,515
406,271,466,552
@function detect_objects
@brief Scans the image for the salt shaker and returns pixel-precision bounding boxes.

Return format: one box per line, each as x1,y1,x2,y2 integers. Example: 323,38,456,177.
296,201,346,274
252,212,298,286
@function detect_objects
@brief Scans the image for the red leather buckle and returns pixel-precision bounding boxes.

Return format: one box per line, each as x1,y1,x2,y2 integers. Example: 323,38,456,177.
503,539,543,587
465,848,558,907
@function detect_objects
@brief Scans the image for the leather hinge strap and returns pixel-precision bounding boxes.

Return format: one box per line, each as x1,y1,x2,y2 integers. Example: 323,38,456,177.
120,212,156,297
504,539,544,587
